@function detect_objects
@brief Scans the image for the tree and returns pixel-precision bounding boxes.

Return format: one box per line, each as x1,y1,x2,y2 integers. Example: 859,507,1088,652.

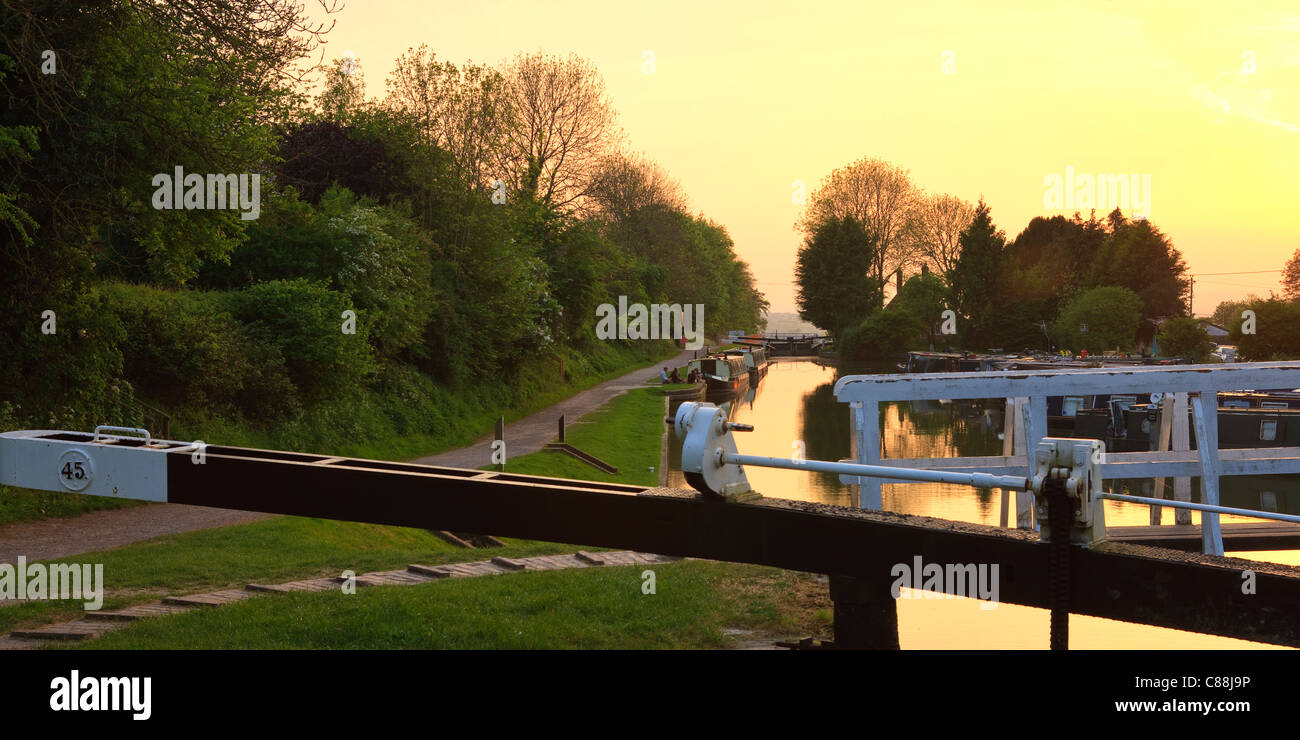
385,46,514,191
585,151,686,224
1085,211,1189,321
1052,286,1143,353
892,272,952,349
800,157,920,307
1283,248,1300,301
1212,296,1259,329
1229,298,1300,360
317,56,367,120
794,216,881,335
947,200,1005,348
1157,317,1215,362
905,193,975,278
840,309,924,360
499,51,618,208
273,120,400,205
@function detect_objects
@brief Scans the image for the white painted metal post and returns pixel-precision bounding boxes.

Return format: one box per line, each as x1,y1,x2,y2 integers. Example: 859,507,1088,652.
1191,394,1225,556
1172,392,1192,524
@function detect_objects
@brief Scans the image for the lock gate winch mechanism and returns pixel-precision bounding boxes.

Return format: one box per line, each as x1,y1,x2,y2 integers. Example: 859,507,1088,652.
674,401,1106,547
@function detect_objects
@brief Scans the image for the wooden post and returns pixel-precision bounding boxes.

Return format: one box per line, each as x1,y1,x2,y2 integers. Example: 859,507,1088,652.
829,574,900,650
494,415,505,473
1013,397,1036,528
1191,394,1225,556
999,397,1014,528
1150,394,1175,525
558,414,565,443
1172,392,1192,524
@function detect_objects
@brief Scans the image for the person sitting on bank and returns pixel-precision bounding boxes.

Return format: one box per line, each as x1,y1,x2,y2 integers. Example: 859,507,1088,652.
669,368,682,384
687,368,698,383
660,367,668,383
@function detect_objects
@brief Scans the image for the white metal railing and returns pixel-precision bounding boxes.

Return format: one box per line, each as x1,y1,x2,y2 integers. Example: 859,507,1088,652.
833,361,1300,555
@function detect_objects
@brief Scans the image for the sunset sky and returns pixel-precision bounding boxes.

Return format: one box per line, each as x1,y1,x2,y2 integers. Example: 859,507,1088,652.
312,0,1300,317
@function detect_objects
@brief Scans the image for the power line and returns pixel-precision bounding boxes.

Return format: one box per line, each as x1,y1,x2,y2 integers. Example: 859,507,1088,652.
1189,270,1281,276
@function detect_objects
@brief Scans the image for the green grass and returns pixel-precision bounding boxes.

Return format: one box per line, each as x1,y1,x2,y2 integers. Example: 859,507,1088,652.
65,561,828,650
5,350,752,648
3,381,671,636
0,516,587,634
0,488,144,527
495,387,666,486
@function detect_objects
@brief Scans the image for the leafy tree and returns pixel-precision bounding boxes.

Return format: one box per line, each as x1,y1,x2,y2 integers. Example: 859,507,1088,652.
905,193,974,277
1052,286,1143,353
993,214,1108,349
1283,248,1300,301
947,200,1005,348
892,272,952,348
795,216,881,334
1211,297,1258,329
799,157,919,308
1228,298,1300,360
1157,317,1215,362
222,279,373,401
840,309,924,360
500,51,617,207
1085,211,1188,320
274,120,403,205
385,46,514,192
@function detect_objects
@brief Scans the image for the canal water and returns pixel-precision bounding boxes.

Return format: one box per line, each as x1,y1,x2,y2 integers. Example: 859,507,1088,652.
666,358,1298,649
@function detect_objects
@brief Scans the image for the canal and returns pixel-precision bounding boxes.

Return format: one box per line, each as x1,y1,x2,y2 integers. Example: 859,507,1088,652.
667,357,1298,649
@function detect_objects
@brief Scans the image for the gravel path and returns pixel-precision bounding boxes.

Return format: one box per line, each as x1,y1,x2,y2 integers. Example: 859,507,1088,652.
0,504,271,566
0,350,694,562
410,350,693,469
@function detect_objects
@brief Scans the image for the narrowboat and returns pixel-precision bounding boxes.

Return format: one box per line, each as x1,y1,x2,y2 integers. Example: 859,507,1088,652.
724,346,770,384
695,354,750,395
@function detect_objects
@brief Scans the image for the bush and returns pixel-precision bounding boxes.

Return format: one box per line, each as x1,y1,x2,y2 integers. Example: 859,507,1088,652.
840,309,925,360
1052,286,1143,353
222,279,373,401
1157,317,1215,362
1229,298,1300,361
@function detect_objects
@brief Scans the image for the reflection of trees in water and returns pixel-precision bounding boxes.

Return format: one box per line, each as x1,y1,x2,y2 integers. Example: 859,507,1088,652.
800,382,850,489
888,400,1003,459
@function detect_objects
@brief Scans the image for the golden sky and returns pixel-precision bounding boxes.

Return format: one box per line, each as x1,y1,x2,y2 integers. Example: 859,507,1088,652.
315,0,1300,316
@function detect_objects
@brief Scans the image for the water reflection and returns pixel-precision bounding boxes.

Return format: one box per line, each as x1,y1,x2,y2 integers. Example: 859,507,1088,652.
666,358,1298,648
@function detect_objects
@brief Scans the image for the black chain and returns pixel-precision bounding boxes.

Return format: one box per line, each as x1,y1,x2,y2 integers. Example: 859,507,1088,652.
1044,476,1072,650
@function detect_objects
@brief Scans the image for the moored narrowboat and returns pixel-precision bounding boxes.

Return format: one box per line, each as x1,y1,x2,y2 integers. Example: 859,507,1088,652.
695,354,750,395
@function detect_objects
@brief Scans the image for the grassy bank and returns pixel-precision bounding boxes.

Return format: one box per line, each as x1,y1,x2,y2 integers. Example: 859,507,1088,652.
492,386,667,486
0,516,587,634
0,491,143,528
3,353,676,637
67,561,832,650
